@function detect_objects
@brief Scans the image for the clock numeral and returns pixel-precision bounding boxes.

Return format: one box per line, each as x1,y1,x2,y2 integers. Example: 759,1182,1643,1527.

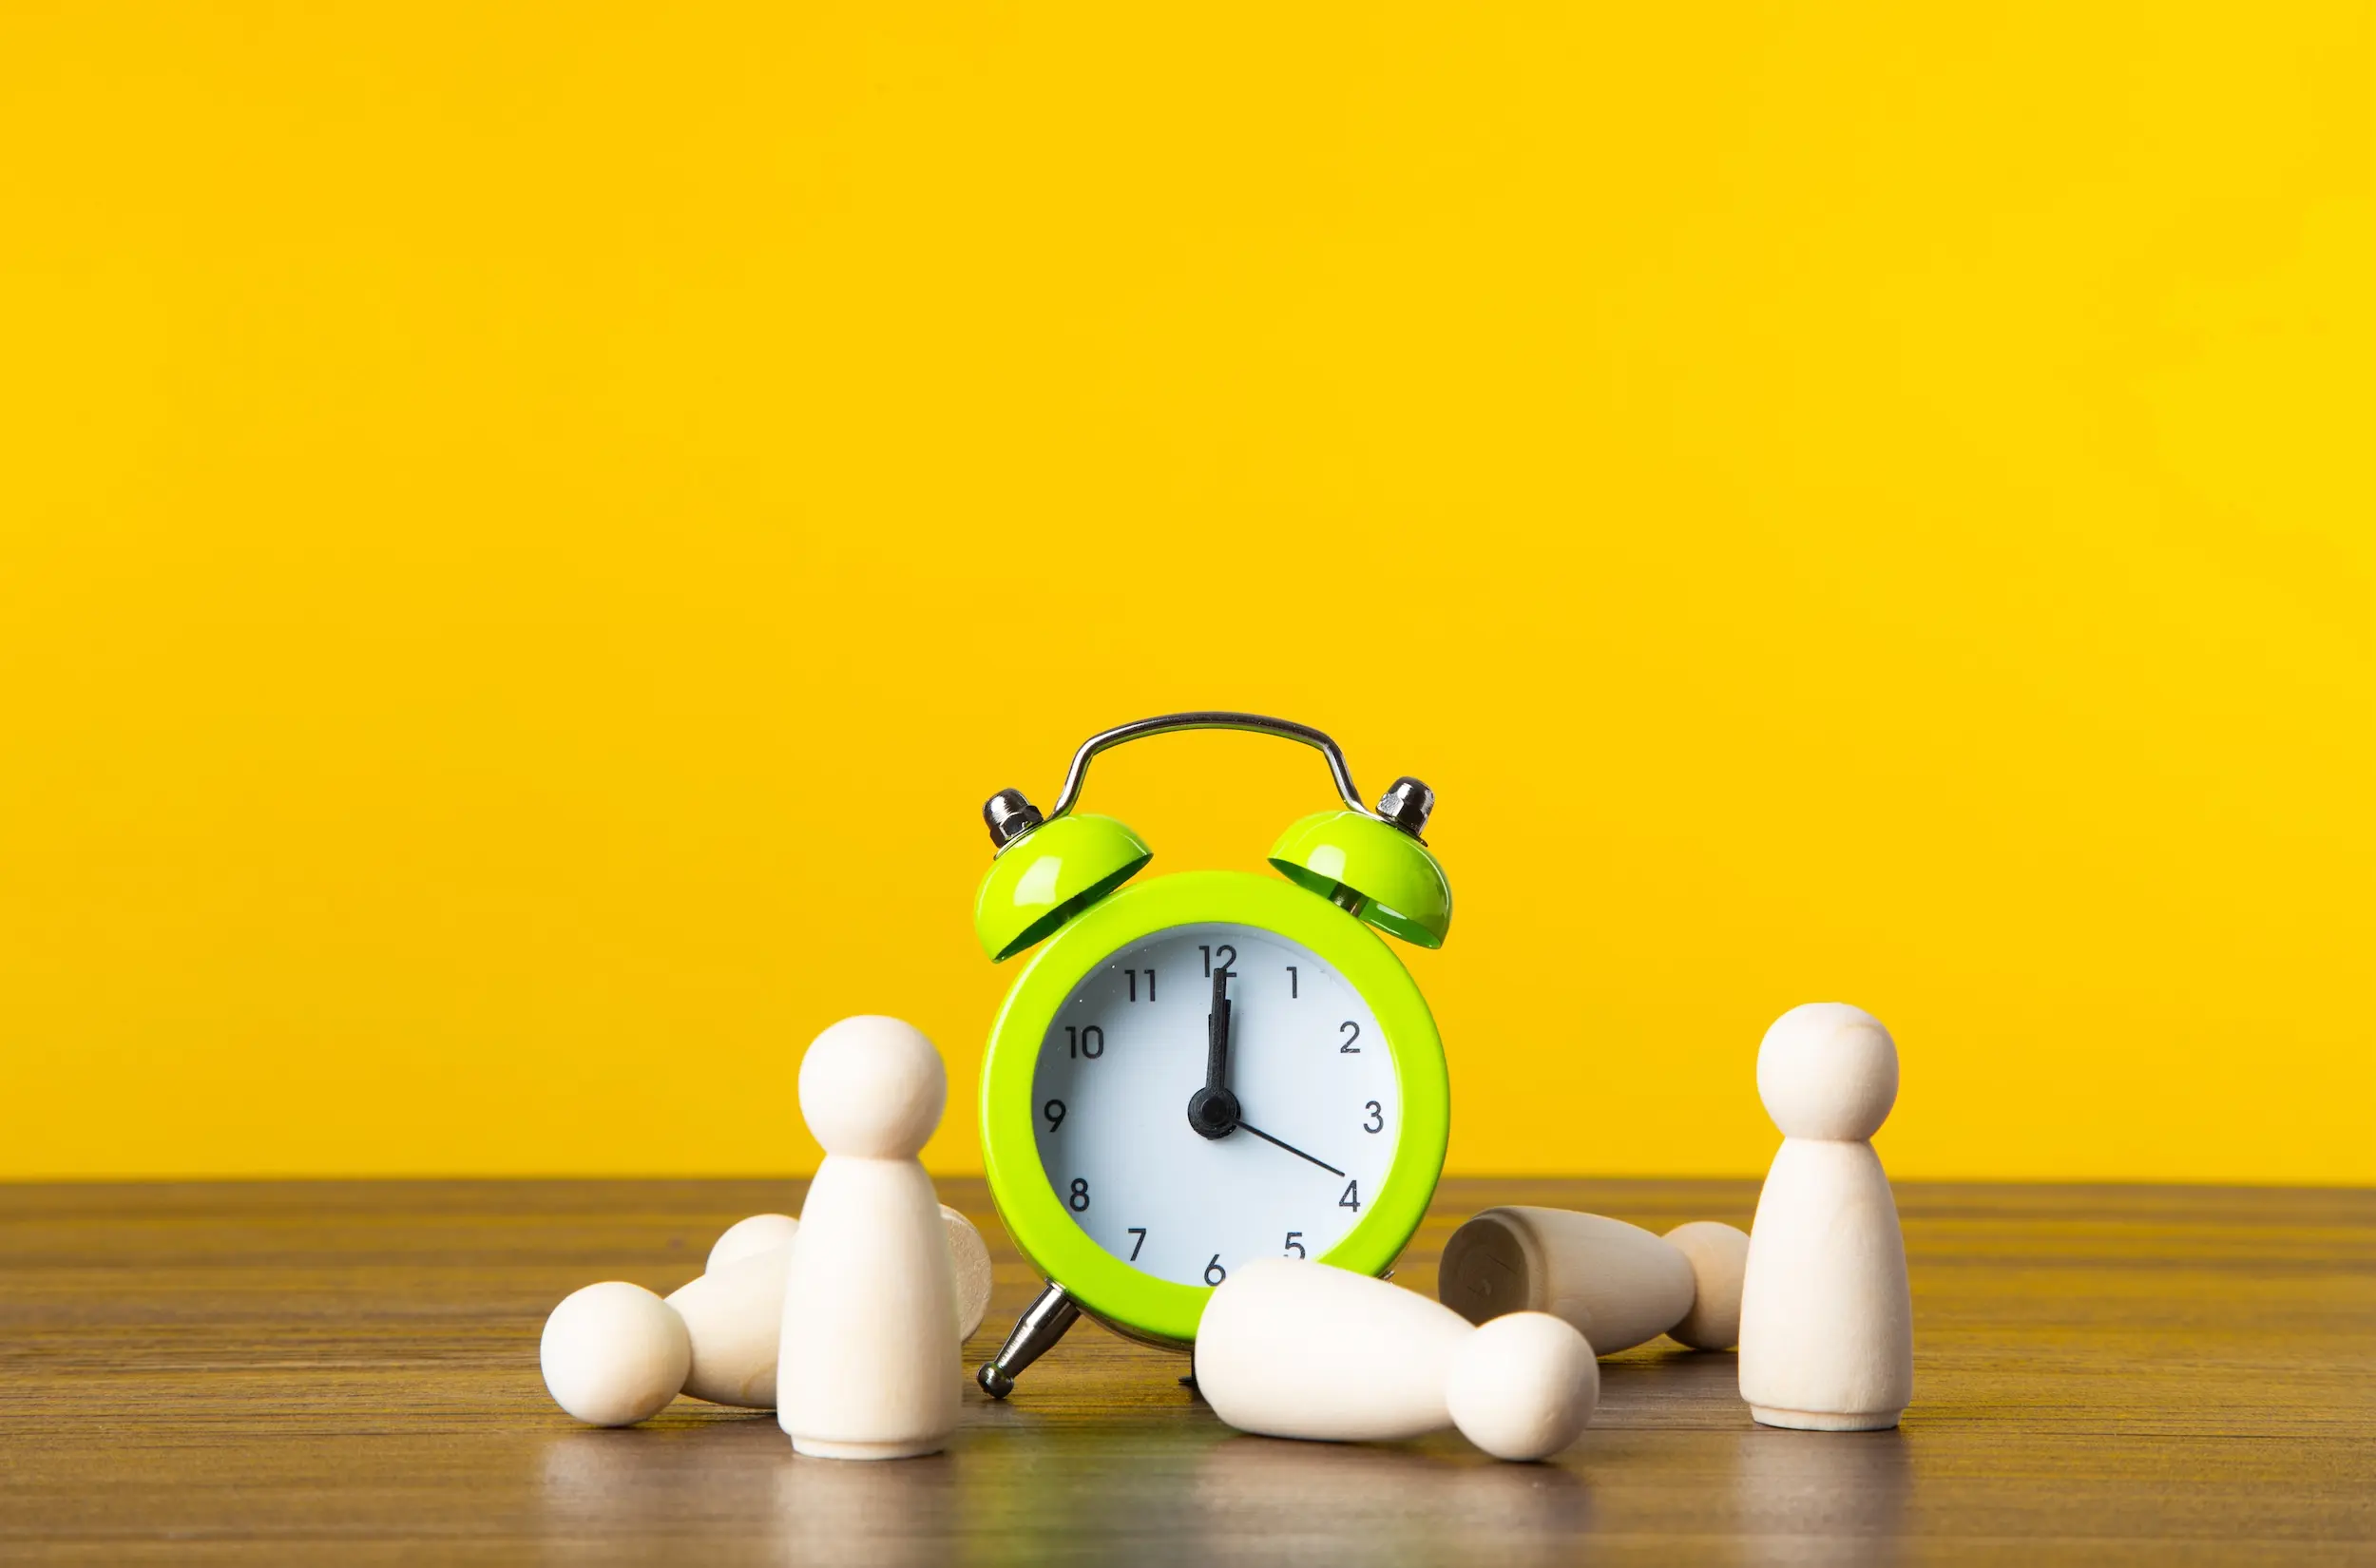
1126,1227,1147,1261
1065,1025,1104,1060
1069,1177,1091,1212
1123,968,1158,1003
1198,944,1237,979
1283,1231,1306,1258
1363,1100,1384,1134
1204,1254,1227,1286
1285,966,1298,999
1339,1021,1361,1054
1338,1179,1361,1213
1044,1099,1066,1133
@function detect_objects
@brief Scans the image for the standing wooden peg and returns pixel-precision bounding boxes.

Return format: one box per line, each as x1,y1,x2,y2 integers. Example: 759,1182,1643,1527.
776,1016,963,1460
1737,1002,1914,1431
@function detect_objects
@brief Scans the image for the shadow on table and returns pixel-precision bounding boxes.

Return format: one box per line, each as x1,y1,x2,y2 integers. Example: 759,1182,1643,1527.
533,1395,1907,1566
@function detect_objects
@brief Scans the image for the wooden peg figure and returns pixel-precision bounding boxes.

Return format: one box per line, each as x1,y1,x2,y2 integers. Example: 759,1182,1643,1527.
777,1016,962,1460
1737,1003,1914,1430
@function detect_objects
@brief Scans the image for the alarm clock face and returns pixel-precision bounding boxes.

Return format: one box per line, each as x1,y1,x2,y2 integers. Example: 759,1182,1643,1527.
982,868,1447,1347
1029,921,1398,1289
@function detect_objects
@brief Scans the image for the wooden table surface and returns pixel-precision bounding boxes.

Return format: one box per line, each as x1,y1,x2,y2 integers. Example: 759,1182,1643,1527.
2,1178,2370,1565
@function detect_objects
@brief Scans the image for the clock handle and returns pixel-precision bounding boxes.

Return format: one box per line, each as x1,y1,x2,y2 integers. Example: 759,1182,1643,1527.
1044,712,1380,824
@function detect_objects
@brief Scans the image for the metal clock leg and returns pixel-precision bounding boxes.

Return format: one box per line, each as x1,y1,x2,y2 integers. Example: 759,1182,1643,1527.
976,1281,1081,1398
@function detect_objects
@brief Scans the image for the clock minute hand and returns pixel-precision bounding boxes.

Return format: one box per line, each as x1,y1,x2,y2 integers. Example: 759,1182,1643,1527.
1186,966,1241,1139
1234,1119,1346,1178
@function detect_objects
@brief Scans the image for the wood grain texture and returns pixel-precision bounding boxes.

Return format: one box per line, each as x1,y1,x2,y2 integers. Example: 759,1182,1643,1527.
2,1179,2370,1565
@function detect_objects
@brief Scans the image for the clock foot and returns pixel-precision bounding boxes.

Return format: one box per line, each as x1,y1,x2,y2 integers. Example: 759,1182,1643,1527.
976,1281,1080,1400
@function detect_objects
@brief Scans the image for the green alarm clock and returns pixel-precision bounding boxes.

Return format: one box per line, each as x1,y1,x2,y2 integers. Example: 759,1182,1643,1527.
969,713,1453,1397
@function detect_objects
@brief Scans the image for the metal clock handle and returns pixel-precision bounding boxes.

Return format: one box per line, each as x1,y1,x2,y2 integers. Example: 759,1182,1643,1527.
984,711,1436,846
1051,712,1372,820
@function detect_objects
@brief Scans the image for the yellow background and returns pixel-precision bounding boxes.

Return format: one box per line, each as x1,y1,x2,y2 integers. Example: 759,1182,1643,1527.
3,3,2369,1184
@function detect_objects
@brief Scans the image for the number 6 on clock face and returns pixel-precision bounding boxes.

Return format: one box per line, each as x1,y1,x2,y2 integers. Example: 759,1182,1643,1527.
1032,922,1396,1289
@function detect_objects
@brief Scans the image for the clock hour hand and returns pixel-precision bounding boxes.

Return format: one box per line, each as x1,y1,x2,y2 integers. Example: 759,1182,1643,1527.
1234,1119,1346,1178
1186,966,1240,1139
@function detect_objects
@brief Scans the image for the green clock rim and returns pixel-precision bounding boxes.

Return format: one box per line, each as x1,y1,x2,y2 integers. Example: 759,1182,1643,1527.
979,868,1450,1347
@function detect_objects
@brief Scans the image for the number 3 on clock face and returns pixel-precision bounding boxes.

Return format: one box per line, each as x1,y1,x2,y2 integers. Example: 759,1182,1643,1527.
980,870,1449,1348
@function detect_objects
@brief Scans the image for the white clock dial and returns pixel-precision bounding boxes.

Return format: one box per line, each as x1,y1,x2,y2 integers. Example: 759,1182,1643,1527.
1030,921,1399,1288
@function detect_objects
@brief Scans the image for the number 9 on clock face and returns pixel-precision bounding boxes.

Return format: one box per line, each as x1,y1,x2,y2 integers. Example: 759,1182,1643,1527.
1032,922,1395,1288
